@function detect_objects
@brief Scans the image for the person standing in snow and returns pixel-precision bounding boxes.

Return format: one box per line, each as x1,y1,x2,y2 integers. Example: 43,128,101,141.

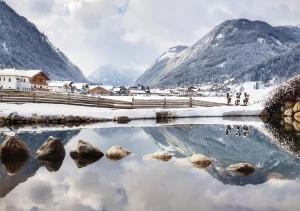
226,93,232,105
243,92,249,106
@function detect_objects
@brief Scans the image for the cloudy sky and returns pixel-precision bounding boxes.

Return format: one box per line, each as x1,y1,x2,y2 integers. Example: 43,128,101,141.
5,0,300,77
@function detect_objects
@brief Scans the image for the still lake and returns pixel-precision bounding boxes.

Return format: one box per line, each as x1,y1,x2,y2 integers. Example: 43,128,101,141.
0,123,299,211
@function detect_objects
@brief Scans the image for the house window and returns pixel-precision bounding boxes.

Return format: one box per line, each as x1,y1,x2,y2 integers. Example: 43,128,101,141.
8,78,11,82
3,77,5,81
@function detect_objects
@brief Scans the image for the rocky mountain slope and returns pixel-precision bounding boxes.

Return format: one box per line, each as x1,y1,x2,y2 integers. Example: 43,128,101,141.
88,65,138,86
0,1,87,82
136,19,300,87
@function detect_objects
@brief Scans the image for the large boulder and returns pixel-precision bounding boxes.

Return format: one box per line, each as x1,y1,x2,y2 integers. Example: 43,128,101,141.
106,146,131,160
151,151,172,161
70,140,104,168
36,136,65,161
226,162,255,176
188,154,212,168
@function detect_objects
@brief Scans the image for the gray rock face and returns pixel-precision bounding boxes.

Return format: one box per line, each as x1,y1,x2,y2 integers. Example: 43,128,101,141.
136,19,300,87
0,2,87,82
36,136,65,161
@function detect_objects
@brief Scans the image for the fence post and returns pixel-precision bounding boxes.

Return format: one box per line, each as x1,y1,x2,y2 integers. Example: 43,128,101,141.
0,93,2,103
132,97,134,109
68,93,70,104
33,92,36,103
163,97,166,109
189,96,192,108
97,96,100,107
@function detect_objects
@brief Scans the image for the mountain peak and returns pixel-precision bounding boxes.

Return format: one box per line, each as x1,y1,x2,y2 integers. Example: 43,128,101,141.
136,19,300,87
0,1,87,82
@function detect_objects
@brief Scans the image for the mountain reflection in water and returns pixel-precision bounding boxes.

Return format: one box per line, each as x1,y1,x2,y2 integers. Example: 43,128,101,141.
0,123,299,211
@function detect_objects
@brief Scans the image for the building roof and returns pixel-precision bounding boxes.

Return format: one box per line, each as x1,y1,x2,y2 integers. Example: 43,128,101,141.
89,85,112,92
0,69,45,78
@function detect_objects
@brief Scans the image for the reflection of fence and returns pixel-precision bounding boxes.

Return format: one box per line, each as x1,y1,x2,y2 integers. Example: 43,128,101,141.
0,91,226,109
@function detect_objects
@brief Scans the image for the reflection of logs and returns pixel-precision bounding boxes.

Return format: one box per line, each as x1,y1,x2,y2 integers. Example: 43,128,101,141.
264,119,300,159
0,136,29,175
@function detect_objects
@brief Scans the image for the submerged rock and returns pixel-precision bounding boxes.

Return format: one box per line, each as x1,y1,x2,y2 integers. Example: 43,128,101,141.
1,157,28,175
106,146,131,160
226,162,255,176
151,151,172,161
70,140,104,168
188,154,212,168
38,159,64,172
36,136,65,161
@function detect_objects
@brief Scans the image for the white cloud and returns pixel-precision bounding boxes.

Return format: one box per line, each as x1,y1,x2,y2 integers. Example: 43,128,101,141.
4,0,300,77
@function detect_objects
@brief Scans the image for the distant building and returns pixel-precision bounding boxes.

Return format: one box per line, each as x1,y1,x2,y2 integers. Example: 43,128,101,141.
48,81,73,93
88,85,112,96
0,69,49,91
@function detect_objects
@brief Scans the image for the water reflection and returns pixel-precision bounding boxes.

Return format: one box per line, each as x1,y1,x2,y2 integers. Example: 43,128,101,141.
0,124,299,211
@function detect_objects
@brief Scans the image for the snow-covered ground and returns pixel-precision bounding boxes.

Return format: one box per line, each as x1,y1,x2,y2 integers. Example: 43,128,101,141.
0,102,263,119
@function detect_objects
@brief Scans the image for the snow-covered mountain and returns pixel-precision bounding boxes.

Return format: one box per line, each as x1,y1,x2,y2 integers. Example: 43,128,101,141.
0,1,87,82
88,65,138,86
136,19,300,87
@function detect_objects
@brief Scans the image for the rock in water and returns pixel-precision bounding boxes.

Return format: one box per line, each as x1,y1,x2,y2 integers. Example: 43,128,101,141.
70,140,104,168
116,116,131,124
0,136,29,175
226,162,255,175
0,136,29,159
188,154,212,168
36,136,65,161
106,146,131,160
151,151,172,161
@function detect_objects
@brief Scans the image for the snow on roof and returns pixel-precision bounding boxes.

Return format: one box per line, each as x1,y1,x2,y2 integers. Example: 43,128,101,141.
48,81,73,87
0,69,43,78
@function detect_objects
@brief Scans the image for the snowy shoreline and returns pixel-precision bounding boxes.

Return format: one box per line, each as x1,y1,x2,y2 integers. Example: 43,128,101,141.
0,102,264,119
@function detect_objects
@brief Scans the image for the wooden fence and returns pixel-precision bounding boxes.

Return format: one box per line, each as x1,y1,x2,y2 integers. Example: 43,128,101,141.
0,91,226,109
